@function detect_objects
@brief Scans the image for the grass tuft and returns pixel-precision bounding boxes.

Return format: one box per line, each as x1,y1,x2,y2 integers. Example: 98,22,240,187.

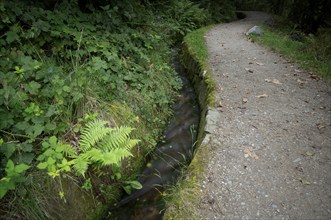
251,25,331,82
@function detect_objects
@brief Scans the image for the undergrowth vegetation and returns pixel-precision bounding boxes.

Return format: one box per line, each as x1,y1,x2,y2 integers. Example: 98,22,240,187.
0,0,236,218
251,23,331,81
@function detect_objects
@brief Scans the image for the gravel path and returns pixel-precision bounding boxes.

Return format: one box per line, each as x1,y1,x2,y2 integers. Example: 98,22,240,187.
198,11,331,219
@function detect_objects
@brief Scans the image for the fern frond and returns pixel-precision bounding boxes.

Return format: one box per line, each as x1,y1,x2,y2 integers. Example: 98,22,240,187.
123,139,140,150
79,148,102,161
62,143,77,158
73,156,90,177
99,149,133,166
98,126,134,152
79,120,112,153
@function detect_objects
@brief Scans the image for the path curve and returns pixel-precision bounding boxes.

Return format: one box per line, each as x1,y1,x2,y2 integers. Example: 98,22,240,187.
199,11,331,219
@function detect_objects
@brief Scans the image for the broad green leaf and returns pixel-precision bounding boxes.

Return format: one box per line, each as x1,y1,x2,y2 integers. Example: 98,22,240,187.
55,144,65,153
47,157,56,165
15,121,30,131
45,106,56,117
6,31,19,43
17,153,34,164
25,81,41,95
54,152,63,160
125,180,142,190
41,141,50,149
37,162,48,170
5,160,15,173
0,185,8,199
45,122,56,131
0,143,16,159
32,123,44,137
123,185,132,195
22,143,33,152
14,163,30,173
37,154,45,161
62,86,71,93
49,136,57,145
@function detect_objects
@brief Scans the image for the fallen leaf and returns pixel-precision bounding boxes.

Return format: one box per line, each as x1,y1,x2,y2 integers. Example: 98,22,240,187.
310,74,320,80
243,147,259,159
316,123,326,130
218,101,223,107
297,79,306,84
304,151,315,157
272,79,282,85
299,179,311,185
256,62,264,66
256,94,268,98
245,67,253,73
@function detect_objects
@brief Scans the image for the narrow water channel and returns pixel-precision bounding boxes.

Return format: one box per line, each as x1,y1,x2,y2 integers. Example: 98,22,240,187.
107,54,200,220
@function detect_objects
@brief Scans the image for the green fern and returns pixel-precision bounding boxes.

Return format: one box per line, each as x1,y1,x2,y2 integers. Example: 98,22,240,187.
98,126,135,152
73,156,90,177
73,120,140,176
79,119,112,153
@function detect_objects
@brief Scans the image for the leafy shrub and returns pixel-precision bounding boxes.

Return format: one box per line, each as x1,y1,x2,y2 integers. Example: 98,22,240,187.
0,0,222,218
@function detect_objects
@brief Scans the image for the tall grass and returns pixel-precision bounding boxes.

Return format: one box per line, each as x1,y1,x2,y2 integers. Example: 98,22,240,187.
251,25,331,82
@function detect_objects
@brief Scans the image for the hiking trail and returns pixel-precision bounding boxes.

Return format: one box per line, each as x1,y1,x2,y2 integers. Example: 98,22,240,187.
197,11,331,219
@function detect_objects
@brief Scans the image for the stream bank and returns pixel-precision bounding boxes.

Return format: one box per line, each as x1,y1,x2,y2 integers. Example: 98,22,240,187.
106,50,201,219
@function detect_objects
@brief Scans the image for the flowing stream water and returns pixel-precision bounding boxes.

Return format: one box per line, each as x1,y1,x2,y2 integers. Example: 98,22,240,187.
107,55,201,220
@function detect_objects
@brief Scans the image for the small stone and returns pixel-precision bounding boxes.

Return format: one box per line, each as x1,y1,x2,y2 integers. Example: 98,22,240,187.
242,98,248,103
256,94,268,98
293,158,301,163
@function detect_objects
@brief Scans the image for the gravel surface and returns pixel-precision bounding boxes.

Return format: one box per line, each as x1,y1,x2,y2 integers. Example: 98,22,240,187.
198,11,331,220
